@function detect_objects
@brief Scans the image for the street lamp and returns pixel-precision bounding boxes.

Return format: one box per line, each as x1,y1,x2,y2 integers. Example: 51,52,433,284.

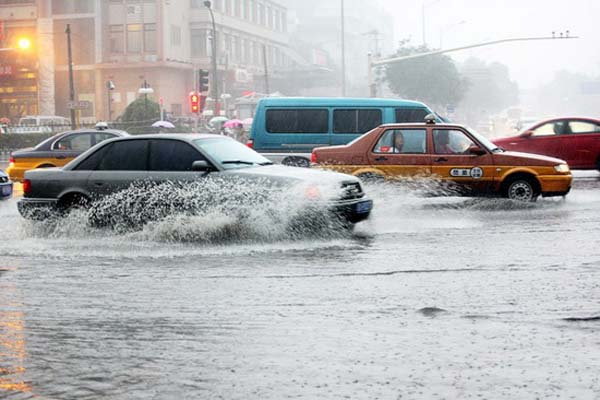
106,80,115,122
138,80,154,121
0,37,32,53
17,37,31,50
204,0,219,117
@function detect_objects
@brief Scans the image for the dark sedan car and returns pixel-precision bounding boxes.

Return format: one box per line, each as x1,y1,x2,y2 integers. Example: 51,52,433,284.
0,169,12,200
493,117,600,170
7,124,128,182
18,134,373,227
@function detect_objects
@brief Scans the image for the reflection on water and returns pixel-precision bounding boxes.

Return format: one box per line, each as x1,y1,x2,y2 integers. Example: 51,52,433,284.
0,278,31,395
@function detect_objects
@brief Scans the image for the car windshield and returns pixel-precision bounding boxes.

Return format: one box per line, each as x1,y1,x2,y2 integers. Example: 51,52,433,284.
194,137,273,169
466,126,503,153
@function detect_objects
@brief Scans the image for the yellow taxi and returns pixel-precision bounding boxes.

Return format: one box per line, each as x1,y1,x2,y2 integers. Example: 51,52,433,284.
311,118,572,201
7,126,127,182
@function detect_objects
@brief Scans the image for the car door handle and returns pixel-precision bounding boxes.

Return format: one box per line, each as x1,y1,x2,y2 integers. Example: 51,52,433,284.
434,157,448,162
375,156,388,161
55,155,67,159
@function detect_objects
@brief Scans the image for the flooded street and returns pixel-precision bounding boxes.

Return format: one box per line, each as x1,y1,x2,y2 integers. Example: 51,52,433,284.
1,172,600,399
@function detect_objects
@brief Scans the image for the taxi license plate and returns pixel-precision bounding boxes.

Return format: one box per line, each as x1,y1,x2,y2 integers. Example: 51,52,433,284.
1,185,12,196
355,200,372,214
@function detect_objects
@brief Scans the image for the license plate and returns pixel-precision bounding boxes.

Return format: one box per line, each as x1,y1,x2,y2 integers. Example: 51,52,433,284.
1,185,12,196
355,200,372,214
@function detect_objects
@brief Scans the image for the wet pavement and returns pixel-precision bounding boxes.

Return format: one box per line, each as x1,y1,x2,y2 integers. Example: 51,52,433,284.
1,172,600,399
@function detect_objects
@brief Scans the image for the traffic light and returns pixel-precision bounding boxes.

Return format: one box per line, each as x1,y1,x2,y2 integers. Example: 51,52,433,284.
190,92,200,113
198,69,209,93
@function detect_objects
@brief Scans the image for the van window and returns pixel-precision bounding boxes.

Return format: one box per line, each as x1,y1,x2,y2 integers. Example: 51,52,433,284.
395,108,429,123
333,109,382,133
266,109,328,133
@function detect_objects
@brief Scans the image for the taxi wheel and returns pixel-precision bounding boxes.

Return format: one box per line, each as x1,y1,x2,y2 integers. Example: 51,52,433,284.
505,178,539,202
37,164,56,168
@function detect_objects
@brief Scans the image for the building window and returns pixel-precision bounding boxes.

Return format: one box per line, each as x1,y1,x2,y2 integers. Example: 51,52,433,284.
170,25,181,46
225,0,231,15
274,9,280,31
191,29,208,57
242,0,248,19
144,23,156,53
267,5,272,28
234,0,240,17
213,0,222,11
281,11,287,32
127,24,142,53
250,0,256,23
258,3,265,25
52,0,94,14
109,25,124,53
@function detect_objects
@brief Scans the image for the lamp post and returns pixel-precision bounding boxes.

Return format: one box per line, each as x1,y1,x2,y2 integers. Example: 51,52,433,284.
138,80,154,121
106,80,115,122
204,1,219,117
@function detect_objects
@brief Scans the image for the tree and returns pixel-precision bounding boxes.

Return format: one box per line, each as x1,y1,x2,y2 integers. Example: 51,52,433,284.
458,57,519,115
384,44,467,108
120,96,160,123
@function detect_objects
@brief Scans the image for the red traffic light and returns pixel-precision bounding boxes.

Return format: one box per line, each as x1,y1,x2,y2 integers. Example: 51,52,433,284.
190,92,200,113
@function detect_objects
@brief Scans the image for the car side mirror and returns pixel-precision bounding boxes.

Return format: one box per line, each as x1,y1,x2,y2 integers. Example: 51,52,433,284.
520,130,533,138
192,160,211,172
468,145,486,156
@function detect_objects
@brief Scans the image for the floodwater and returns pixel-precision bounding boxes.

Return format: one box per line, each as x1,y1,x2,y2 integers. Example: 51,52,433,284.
1,172,600,399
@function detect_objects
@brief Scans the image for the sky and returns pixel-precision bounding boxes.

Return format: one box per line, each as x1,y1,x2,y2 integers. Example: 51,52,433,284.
380,0,600,89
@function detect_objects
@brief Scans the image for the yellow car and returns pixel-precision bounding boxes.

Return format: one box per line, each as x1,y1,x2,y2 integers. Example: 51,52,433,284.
311,120,572,201
7,126,127,182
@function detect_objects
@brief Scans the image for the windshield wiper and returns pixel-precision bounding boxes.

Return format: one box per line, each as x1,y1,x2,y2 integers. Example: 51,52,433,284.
258,161,274,165
221,160,256,165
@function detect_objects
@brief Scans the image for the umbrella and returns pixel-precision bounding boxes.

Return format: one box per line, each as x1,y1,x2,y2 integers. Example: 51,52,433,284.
152,120,175,128
209,116,228,126
223,119,243,128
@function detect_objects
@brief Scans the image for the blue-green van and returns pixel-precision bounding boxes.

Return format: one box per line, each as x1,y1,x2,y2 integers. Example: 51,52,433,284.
247,97,436,166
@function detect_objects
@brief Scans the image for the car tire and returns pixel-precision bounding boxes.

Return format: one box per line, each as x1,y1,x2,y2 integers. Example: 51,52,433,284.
356,172,385,184
58,194,90,215
504,177,539,202
282,156,310,168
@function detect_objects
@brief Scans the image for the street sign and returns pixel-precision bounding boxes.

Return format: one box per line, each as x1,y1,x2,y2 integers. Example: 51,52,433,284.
67,100,91,110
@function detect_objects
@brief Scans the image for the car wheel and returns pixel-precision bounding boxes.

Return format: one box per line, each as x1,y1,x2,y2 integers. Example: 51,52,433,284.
37,164,56,168
356,172,385,183
505,178,538,202
58,194,90,215
282,157,310,168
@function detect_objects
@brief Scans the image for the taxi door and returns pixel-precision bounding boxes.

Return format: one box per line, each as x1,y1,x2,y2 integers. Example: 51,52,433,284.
430,128,496,194
366,128,431,179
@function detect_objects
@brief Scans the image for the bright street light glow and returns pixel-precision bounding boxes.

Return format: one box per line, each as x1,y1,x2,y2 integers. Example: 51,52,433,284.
17,38,31,50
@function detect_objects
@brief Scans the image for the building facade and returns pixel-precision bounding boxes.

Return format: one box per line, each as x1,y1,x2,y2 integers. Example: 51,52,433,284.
0,0,290,123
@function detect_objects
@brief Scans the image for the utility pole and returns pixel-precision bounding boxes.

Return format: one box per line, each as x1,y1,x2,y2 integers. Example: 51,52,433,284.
204,1,219,117
65,24,76,130
262,44,270,94
340,0,346,96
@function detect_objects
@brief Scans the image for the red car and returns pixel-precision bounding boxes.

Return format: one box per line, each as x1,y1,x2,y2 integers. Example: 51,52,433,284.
493,117,600,170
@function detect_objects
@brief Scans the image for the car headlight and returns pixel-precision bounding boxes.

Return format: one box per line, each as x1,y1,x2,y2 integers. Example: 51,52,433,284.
304,185,322,200
554,164,570,173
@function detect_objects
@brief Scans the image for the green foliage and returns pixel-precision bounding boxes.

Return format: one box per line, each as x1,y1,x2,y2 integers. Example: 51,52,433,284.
120,96,161,124
0,132,54,151
459,57,519,114
384,44,467,108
